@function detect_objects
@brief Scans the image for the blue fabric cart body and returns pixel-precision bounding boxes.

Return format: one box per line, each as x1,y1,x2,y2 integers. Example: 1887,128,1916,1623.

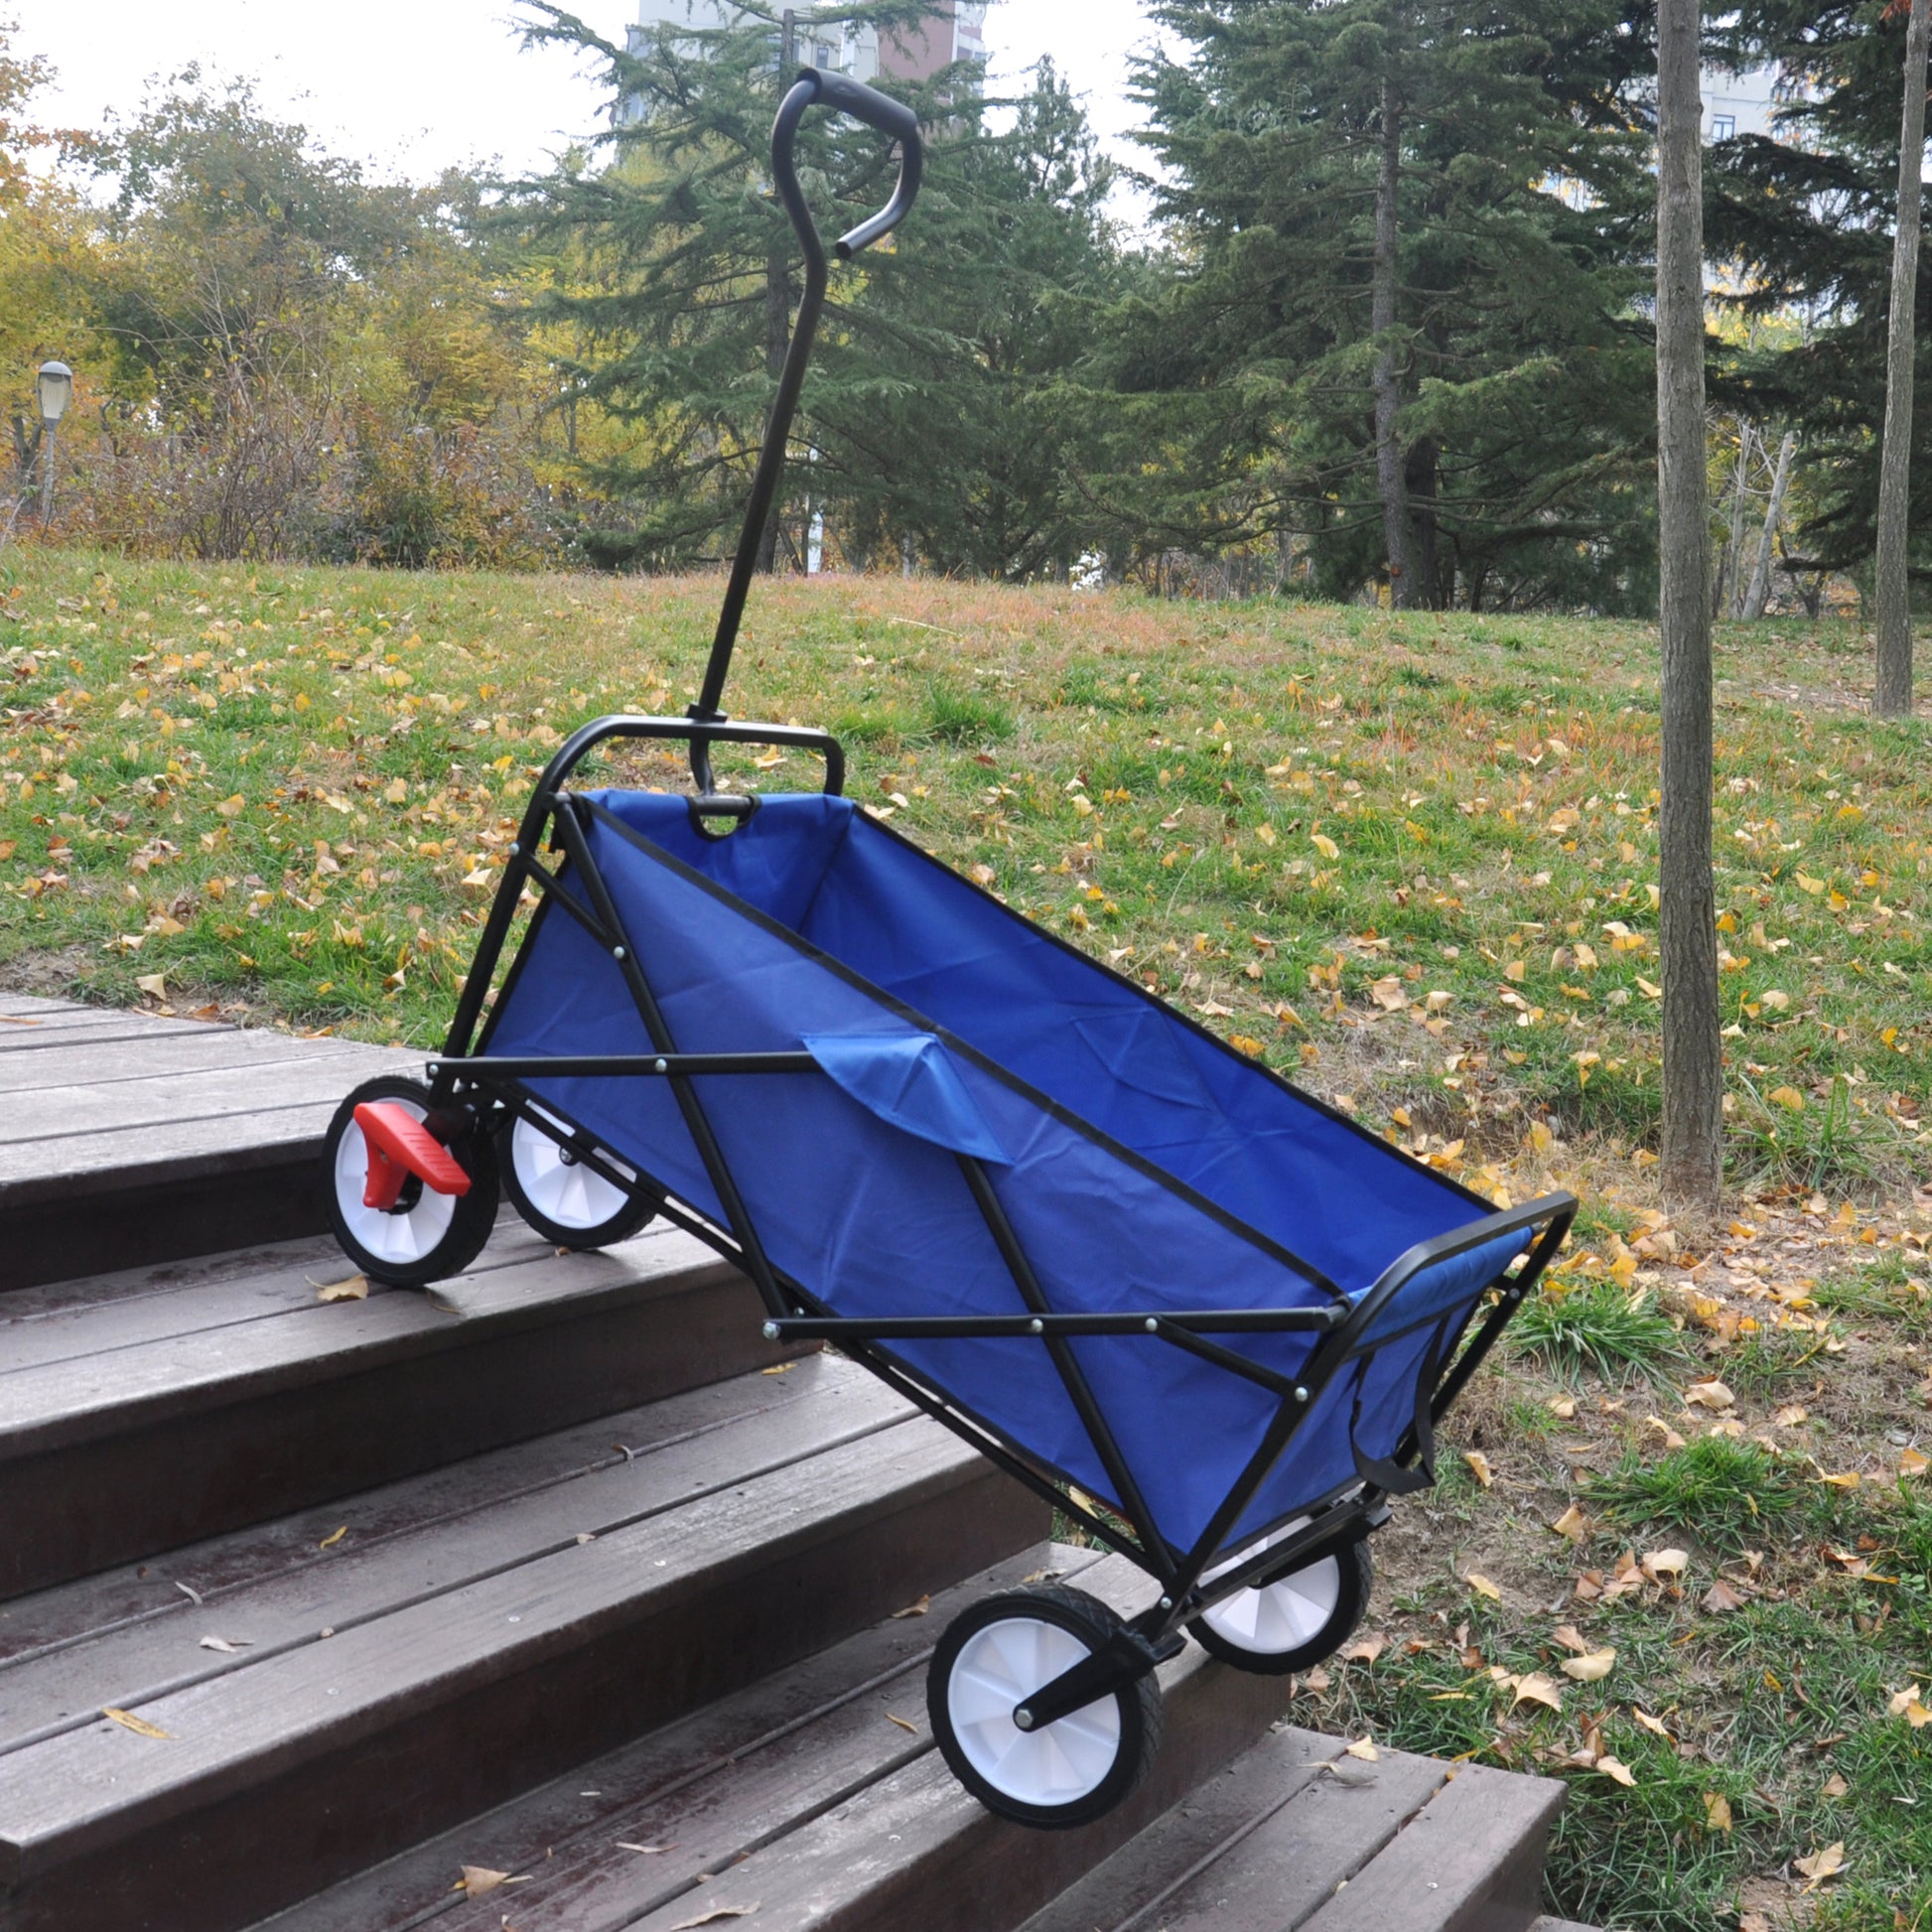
486,790,1527,1561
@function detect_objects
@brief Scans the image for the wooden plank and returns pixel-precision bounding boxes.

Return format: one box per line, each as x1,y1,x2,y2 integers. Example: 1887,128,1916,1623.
0,1023,414,1290
0,1364,817,1667
0,1225,735,1448
0,1358,911,1753
0,1053,403,1152
0,1028,367,1093
0,1230,362,1324
1120,1747,1448,1930
1299,1763,1566,1932
264,1544,1108,1932
0,1422,1044,1932
1,1149,337,1292
599,1550,1300,1932
0,1217,551,1378
0,1234,800,1599
1014,1726,1347,1932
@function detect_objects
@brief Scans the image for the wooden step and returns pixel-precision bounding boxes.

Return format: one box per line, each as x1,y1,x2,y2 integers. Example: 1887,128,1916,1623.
240,1540,1296,1932
0,1218,807,1599
0,1356,1047,1932
1027,1722,1567,1932
0,993,413,1291
1299,1757,1564,1932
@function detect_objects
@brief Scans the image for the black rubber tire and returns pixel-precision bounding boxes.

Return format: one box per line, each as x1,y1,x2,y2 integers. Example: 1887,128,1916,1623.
927,1585,1163,1830
1188,1536,1373,1677
496,1108,657,1252
323,1075,500,1290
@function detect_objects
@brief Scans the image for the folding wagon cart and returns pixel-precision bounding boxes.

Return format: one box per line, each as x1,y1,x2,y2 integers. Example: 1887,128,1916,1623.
322,69,1576,1831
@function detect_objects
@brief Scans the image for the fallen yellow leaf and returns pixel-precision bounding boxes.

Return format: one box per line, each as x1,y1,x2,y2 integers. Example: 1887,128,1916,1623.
1550,1503,1587,1542
1561,1649,1617,1683
1343,1734,1380,1761
1794,1841,1847,1891
1511,1672,1564,1713
1703,1791,1732,1833
1465,1572,1502,1601
319,1525,348,1550
315,1275,368,1304
102,1707,172,1739
1463,1449,1494,1489
458,1867,526,1897
1684,1379,1734,1412
1594,1754,1636,1787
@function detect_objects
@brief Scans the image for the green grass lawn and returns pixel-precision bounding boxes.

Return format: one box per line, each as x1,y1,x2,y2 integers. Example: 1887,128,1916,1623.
5,543,1931,1929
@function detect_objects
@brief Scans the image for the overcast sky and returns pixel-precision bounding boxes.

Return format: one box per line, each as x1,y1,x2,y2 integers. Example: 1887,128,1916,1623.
14,1,1163,186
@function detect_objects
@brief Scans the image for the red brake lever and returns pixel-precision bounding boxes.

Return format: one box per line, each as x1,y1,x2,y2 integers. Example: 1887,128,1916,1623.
355,1102,473,1210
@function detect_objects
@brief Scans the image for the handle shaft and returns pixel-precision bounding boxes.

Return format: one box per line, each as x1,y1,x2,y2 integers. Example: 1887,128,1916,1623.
690,67,924,789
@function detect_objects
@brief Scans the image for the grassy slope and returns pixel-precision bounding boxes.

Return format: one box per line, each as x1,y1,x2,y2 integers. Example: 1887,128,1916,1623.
4,545,1932,1928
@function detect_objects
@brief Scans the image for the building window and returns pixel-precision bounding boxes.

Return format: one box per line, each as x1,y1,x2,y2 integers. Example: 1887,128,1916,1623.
1711,114,1734,140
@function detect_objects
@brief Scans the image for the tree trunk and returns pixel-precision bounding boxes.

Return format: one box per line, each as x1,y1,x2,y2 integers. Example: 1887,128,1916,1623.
1372,67,1412,608
1723,421,1751,620
1407,436,1441,608
758,8,799,576
1874,0,1931,716
1743,431,1797,619
1655,0,1725,1210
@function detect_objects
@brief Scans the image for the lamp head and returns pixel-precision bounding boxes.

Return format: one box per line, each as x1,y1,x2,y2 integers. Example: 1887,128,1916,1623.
36,361,72,428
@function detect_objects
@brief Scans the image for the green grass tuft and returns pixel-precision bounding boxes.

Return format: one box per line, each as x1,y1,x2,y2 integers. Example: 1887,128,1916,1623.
1587,1437,1800,1554
919,683,1015,745
1506,1279,1692,1387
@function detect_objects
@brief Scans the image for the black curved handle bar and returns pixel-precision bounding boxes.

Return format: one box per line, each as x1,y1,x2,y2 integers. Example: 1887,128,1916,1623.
687,68,925,799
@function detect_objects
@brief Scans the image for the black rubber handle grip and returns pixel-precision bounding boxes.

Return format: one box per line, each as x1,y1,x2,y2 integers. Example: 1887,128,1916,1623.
805,67,921,147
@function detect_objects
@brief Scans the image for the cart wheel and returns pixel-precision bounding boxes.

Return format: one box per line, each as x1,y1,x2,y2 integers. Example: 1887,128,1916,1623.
323,1076,499,1290
1188,1522,1372,1676
927,1587,1161,1830
499,1105,656,1251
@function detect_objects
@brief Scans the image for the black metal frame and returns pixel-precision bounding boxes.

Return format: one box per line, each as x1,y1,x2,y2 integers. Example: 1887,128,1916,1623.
405,69,1579,1731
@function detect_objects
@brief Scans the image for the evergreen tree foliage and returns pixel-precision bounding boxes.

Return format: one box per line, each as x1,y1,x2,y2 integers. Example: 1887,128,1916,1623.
1708,2,1932,578
511,6,1120,578
1090,0,1661,611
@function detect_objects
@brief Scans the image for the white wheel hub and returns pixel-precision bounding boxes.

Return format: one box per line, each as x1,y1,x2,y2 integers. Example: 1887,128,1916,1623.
1198,1519,1342,1656
334,1095,457,1268
946,1615,1121,1806
511,1109,636,1231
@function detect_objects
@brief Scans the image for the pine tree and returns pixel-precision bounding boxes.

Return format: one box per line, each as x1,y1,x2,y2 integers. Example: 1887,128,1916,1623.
509,3,940,567
509,6,1116,577
1709,1,1932,603
1093,0,1658,609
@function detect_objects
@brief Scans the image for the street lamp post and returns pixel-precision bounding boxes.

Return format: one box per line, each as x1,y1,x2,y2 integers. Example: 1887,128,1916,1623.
36,361,72,524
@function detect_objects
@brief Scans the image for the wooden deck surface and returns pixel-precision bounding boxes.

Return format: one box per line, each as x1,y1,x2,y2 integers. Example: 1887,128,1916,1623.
0,993,410,1290
0,991,1591,1932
